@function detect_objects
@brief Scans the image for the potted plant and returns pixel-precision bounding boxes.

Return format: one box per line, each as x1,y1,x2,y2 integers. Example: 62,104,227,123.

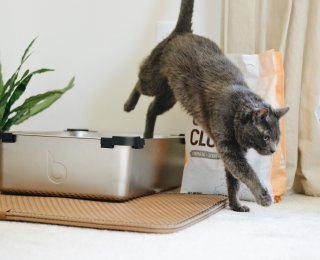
0,38,75,131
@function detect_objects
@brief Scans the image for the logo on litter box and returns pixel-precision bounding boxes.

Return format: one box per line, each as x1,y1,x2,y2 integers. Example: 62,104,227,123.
47,151,67,184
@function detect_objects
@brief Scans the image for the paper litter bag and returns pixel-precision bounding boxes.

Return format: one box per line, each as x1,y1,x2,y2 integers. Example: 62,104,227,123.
181,50,287,202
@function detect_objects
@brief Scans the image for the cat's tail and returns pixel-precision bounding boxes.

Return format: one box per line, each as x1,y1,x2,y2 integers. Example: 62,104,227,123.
173,0,194,33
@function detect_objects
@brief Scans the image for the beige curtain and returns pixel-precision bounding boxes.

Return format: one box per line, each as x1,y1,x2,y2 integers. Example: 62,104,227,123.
220,0,320,195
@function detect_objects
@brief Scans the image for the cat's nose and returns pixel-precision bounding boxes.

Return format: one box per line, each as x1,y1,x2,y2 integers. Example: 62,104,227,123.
270,143,277,153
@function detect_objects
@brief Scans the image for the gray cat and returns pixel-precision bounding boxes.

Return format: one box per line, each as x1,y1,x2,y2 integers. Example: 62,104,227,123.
124,0,289,212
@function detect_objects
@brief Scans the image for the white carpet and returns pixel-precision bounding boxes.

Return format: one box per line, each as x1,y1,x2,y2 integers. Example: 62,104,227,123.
1,193,319,260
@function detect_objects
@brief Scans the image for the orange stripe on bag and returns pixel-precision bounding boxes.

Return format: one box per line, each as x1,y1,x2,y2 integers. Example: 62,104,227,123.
270,52,287,200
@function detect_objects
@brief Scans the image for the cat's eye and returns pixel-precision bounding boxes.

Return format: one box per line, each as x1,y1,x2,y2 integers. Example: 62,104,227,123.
264,136,270,141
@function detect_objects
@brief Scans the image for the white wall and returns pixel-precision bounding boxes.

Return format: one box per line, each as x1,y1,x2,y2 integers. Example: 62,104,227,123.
0,0,221,135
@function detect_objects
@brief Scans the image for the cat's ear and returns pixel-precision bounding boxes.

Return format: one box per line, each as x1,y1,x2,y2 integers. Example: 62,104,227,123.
252,107,269,121
274,107,289,118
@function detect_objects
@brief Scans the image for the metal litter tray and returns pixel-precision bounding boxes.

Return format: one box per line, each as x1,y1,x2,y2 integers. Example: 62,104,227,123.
0,130,185,200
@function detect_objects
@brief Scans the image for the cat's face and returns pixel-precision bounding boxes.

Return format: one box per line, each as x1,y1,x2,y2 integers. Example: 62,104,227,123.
237,107,289,155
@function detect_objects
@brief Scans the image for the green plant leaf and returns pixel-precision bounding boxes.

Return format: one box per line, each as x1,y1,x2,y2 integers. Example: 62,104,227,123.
21,37,37,64
2,77,75,130
0,68,53,123
11,68,53,94
31,68,54,74
0,69,28,109
2,38,37,96
0,70,28,123
0,104,6,124
8,68,54,107
3,71,18,93
0,37,75,131
0,39,37,124
3,74,32,119
12,76,73,113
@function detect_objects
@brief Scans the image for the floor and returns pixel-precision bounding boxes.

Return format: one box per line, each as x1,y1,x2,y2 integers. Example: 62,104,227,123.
0,193,319,260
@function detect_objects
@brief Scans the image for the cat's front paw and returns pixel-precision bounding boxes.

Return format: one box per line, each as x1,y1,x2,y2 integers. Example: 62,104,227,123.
255,188,272,207
230,204,250,212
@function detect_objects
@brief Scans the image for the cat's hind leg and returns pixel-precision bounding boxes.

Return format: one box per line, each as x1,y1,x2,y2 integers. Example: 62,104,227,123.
144,89,176,138
226,169,250,212
124,81,141,112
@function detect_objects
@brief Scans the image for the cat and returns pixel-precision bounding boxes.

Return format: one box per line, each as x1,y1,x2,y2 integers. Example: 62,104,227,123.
124,0,289,212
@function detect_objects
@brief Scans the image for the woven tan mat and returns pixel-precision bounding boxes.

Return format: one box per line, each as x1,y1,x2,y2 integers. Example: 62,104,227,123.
0,193,227,233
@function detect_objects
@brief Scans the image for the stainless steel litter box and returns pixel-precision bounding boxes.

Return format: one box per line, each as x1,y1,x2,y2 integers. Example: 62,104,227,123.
0,130,185,200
